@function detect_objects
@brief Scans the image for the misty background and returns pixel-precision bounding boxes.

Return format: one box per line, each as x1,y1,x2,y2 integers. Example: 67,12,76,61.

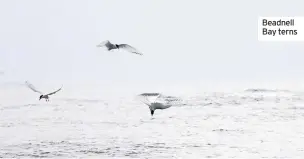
0,0,304,98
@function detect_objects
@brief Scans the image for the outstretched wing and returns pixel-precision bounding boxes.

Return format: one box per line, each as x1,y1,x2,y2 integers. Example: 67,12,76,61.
139,93,161,96
163,96,183,105
25,81,43,94
46,86,62,96
137,93,161,105
118,44,143,55
138,93,184,106
96,40,115,49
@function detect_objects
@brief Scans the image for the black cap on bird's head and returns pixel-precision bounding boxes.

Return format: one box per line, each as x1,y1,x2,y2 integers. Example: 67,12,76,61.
39,95,43,100
150,109,154,116
115,44,119,48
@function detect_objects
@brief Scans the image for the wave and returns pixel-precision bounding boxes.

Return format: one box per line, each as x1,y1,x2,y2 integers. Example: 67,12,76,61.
244,88,291,93
57,97,107,104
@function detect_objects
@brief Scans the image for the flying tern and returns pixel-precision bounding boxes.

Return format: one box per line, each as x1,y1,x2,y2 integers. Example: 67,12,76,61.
97,40,143,55
25,81,62,102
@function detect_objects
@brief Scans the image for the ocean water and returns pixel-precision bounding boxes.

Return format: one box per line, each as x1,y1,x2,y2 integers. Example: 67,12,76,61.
1,88,304,158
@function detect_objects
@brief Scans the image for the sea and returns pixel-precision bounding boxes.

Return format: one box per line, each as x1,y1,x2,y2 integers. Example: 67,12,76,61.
1,86,304,158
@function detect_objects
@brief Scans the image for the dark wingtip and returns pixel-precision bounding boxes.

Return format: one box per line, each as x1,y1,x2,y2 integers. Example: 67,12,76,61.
150,110,154,116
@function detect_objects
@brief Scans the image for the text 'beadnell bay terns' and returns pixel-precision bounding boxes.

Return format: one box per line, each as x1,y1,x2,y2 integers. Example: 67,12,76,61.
261,18,297,36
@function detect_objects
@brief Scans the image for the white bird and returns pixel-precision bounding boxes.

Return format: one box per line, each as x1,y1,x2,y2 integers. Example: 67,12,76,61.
25,81,62,102
137,93,174,116
96,40,143,55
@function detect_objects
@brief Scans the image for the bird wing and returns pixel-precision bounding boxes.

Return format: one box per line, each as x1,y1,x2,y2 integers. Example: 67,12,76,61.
141,99,151,107
139,93,161,96
96,40,115,48
154,94,162,103
46,86,62,96
25,81,43,94
137,93,162,105
118,44,143,55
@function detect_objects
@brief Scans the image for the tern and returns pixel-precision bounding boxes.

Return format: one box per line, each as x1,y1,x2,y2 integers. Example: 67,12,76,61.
25,81,62,102
137,93,181,116
96,40,143,55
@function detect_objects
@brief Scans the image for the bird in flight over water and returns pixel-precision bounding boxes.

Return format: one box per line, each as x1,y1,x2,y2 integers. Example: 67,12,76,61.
25,81,62,102
96,40,143,55
137,93,176,116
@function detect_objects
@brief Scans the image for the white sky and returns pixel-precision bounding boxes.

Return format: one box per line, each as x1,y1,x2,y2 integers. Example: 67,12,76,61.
0,0,304,94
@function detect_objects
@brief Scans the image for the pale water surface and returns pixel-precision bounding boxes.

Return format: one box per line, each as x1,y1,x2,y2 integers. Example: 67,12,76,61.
1,89,304,158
